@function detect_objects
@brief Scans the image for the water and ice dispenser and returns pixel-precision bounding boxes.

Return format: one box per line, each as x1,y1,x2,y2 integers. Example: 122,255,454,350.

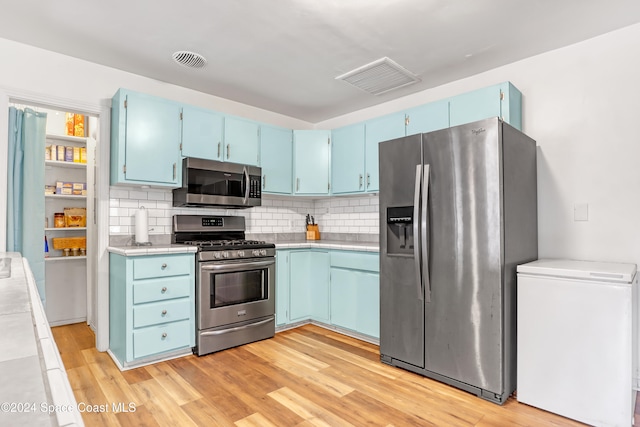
386,206,414,256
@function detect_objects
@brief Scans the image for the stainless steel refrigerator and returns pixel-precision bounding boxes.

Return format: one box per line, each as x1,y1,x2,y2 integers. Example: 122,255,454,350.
378,117,537,404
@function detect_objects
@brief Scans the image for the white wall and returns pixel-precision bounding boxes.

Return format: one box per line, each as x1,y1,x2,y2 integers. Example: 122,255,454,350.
318,24,640,268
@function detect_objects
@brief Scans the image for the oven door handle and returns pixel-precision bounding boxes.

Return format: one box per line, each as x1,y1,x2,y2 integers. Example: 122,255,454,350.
200,317,274,336
200,259,275,271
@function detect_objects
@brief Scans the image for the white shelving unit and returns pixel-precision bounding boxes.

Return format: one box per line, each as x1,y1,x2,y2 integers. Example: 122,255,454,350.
44,132,93,326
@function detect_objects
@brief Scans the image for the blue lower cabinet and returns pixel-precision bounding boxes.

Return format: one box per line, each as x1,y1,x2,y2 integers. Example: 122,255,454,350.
289,250,330,323
356,271,380,338
275,250,291,326
278,249,379,339
109,252,195,367
330,268,358,331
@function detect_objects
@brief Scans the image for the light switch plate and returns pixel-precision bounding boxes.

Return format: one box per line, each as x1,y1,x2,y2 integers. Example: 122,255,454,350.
574,203,589,221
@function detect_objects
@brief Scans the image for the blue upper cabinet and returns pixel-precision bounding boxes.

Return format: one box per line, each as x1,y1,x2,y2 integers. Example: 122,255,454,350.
449,82,522,130
223,116,260,166
111,89,182,187
181,105,224,161
331,123,365,194
293,130,331,195
260,125,293,194
364,112,406,193
405,99,450,135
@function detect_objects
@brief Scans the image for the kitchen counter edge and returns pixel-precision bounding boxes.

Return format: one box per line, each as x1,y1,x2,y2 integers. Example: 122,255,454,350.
107,245,198,256
275,241,379,252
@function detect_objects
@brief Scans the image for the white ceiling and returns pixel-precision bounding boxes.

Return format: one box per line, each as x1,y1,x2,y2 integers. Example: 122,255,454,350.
2,0,640,123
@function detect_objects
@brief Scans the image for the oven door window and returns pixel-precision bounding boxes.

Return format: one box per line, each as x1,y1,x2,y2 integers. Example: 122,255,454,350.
187,169,246,198
210,269,266,308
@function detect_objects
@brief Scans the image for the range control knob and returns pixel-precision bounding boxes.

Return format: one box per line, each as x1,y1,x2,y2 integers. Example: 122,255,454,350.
252,249,260,257
260,249,267,256
237,250,245,258
222,251,229,258
213,251,222,259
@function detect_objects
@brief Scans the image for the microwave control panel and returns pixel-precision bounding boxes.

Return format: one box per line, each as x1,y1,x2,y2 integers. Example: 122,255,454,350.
249,176,261,199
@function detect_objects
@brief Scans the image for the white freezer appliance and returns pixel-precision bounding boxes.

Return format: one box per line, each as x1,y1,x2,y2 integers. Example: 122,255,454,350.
517,259,637,427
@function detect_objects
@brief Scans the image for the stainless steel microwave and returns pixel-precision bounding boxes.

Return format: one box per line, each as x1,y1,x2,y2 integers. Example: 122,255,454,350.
172,157,261,208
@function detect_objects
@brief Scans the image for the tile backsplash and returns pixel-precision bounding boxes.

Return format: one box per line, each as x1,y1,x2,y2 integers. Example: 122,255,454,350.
109,187,379,237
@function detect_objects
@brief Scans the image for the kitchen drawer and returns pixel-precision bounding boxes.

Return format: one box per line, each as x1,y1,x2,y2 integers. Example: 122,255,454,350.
330,251,379,273
132,276,192,304
133,298,191,328
132,319,192,359
133,254,193,280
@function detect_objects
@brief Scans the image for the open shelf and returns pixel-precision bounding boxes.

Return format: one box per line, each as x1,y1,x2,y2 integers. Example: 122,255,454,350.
45,227,87,231
45,256,87,262
45,160,87,169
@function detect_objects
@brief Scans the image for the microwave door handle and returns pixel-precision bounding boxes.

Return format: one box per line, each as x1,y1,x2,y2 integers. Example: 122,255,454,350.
413,164,423,301
243,166,250,205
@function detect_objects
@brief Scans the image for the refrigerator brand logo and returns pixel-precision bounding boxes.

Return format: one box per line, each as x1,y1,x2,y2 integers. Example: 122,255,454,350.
472,127,486,135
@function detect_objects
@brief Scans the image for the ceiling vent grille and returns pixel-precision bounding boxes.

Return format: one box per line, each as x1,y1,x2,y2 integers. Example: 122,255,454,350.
335,57,420,96
172,51,207,69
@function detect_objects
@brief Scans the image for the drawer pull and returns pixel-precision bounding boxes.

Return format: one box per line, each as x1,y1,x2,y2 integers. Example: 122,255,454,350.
161,332,167,339
161,287,167,293
161,310,167,316
161,263,167,269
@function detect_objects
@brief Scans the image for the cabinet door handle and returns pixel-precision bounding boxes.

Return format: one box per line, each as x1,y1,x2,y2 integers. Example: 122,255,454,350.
161,332,167,338
217,142,221,159
161,263,167,269
359,174,363,188
227,144,230,159
367,173,371,188
263,175,266,189
161,310,167,316
296,178,300,192
173,163,176,180
161,287,167,293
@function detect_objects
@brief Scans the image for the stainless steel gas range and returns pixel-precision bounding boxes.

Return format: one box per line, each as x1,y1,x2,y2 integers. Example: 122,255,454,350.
172,215,275,356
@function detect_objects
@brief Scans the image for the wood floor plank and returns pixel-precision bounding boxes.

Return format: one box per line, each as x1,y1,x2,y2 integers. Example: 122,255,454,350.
132,378,199,427
268,387,356,427
234,412,280,427
180,398,236,427
281,330,399,379
143,363,203,405
121,366,154,385
243,339,355,398
81,348,142,406
65,365,123,426
53,323,613,427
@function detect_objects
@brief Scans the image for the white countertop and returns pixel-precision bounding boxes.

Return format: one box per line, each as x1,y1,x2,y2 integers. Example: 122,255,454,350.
107,244,198,256
0,253,83,426
275,240,379,252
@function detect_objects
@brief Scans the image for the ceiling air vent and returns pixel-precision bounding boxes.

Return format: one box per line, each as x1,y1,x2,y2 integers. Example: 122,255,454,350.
335,57,420,96
172,51,207,69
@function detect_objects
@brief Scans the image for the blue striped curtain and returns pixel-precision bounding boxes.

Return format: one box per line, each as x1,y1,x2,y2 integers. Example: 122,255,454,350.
7,107,47,301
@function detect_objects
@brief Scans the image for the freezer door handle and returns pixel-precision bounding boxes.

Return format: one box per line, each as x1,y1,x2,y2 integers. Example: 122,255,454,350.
422,164,431,303
413,164,423,301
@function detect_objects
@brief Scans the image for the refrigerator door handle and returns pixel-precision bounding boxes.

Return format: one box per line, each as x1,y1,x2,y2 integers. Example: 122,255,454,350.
422,164,431,303
413,164,423,301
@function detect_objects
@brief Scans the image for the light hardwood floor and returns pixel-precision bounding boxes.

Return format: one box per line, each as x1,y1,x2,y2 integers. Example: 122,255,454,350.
52,323,617,426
